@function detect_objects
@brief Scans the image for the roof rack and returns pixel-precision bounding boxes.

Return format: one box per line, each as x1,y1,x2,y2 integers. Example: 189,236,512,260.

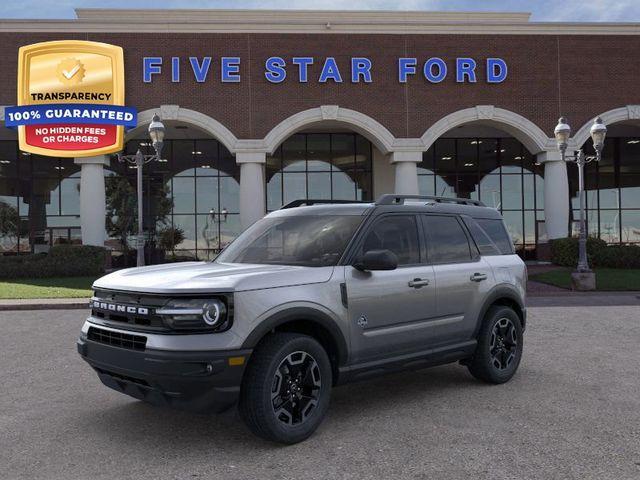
280,199,368,209
376,194,485,207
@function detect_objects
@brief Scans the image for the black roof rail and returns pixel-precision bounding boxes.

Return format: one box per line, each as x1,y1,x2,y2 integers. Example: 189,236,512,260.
280,199,369,209
376,194,485,207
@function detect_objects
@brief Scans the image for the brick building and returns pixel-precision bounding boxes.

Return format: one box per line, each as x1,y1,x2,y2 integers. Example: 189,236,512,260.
0,9,639,261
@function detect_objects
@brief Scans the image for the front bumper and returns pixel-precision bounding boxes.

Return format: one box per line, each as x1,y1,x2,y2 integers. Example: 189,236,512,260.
77,333,251,413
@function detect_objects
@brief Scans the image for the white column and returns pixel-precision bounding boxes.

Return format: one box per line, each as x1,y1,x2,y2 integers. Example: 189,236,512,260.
74,155,109,246
538,151,569,239
237,151,266,230
391,151,422,195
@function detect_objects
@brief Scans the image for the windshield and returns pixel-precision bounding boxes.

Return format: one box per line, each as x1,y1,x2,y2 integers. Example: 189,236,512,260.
216,215,364,267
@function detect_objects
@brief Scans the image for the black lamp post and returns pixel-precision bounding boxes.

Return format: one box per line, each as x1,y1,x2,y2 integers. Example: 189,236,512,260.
117,113,166,267
553,116,607,287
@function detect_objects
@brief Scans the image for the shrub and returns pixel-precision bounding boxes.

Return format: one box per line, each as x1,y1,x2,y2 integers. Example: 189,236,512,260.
0,245,107,279
550,237,640,268
157,226,185,252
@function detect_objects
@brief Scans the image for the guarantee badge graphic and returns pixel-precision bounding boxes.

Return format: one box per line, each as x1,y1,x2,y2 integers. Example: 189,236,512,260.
5,40,137,157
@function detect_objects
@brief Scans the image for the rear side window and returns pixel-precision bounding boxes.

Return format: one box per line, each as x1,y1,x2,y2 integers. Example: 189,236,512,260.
475,218,514,254
462,217,502,256
360,215,420,265
422,215,472,264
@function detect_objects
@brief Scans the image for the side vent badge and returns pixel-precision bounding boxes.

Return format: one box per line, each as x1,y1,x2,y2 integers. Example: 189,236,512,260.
357,315,368,328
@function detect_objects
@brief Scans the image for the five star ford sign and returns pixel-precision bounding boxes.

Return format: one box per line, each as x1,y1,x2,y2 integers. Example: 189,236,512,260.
4,40,137,158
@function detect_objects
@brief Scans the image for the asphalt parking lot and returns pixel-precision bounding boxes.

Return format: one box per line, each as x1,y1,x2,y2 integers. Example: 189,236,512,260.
1,305,639,480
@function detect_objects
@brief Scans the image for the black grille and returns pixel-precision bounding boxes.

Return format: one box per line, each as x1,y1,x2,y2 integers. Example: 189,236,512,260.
91,291,169,332
88,326,147,351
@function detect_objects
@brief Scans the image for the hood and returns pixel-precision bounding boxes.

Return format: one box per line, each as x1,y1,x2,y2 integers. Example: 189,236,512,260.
93,261,335,294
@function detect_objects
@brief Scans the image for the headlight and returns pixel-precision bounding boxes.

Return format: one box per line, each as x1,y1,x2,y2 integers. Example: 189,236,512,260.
156,298,230,332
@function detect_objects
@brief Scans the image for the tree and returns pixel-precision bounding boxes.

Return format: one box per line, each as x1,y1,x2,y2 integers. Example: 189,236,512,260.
0,201,21,251
104,176,173,253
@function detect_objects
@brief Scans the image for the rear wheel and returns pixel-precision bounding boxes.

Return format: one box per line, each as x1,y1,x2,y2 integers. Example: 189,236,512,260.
239,333,332,444
467,306,523,384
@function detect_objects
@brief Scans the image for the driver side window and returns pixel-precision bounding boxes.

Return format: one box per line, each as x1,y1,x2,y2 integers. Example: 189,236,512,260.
360,215,420,265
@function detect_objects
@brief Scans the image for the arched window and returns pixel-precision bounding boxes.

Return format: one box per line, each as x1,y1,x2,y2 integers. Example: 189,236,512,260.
266,133,373,212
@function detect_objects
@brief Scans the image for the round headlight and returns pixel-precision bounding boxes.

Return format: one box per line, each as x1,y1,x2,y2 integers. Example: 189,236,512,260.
203,300,226,326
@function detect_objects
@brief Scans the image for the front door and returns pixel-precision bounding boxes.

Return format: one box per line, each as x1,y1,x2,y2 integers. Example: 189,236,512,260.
346,214,437,363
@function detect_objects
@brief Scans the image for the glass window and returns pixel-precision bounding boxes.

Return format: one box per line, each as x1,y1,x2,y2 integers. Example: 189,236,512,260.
172,177,195,214
621,210,640,243
434,139,456,176
501,211,523,247
361,215,420,265
307,134,331,171
307,172,331,199
282,135,306,172
418,175,436,196
423,215,471,263
217,214,363,266
477,218,515,254
266,133,373,211
173,140,195,176
462,217,501,256
478,139,499,175
500,138,523,173
501,175,523,210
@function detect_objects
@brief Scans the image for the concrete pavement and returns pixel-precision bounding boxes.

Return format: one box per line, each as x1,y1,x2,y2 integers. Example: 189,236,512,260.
1,306,639,480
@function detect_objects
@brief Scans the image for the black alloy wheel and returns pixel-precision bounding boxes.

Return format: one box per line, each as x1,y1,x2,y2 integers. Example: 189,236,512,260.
490,317,518,371
467,305,523,384
239,332,332,444
271,351,322,426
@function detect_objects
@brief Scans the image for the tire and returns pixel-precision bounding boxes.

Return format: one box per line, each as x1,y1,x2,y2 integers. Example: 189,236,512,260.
467,306,523,384
239,333,332,444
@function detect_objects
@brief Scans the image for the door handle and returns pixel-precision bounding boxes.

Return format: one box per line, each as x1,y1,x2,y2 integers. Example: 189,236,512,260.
470,272,488,282
408,278,430,288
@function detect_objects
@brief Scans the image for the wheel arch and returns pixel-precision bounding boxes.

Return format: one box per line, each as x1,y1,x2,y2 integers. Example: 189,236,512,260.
474,285,526,337
241,307,349,382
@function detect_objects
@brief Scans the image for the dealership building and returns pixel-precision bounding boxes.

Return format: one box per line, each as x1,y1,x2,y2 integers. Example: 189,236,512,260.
0,9,639,261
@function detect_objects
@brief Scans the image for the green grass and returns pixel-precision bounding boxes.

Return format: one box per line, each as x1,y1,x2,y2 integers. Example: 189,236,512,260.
530,268,640,291
0,276,95,299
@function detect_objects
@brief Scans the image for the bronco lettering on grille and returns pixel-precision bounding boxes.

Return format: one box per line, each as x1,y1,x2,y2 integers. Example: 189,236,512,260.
90,300,149,316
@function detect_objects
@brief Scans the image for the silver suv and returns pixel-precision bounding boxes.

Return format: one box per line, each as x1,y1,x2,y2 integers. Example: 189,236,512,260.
77,194,526,444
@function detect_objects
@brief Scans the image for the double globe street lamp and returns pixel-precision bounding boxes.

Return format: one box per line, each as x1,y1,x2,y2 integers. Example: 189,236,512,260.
553,116,607,289
117,113,166,267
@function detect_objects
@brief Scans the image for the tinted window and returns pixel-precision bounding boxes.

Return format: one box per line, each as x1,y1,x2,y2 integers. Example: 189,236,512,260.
216,215,363,267
360,215,420,265
462,217,501,256
423,215,472,263
476,218,514,254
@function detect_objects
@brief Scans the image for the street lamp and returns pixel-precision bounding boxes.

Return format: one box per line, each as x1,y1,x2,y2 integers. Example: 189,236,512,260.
117,113,166,267
553,116,607,287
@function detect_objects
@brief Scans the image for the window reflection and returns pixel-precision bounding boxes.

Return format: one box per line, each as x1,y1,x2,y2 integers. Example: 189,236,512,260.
266,133,373,210
419,137,544,257
570,136,640,244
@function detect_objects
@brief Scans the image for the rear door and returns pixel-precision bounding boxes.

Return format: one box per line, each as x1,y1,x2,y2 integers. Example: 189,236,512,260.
345,214,436,363
421,214,493,345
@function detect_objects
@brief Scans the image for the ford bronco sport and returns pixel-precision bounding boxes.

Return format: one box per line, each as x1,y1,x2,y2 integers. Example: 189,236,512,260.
77,194,526,444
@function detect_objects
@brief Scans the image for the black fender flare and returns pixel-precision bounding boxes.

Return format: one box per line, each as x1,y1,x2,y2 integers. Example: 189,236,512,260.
241,307,349,366
473,284,526,337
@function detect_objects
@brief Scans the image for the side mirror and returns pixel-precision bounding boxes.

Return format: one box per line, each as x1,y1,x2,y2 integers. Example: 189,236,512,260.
353,249,398,271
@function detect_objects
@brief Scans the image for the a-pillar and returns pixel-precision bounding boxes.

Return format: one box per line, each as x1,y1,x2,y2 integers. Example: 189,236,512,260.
391,151,422,195
74,155,109,246
538,151,569,239
237,151,266,230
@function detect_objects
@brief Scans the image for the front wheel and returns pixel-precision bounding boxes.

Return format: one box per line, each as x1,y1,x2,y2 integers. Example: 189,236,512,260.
467,306,523,384
239,333,332,444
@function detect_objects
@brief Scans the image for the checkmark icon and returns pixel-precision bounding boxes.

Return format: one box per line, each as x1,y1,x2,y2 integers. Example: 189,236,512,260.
62,64,80,79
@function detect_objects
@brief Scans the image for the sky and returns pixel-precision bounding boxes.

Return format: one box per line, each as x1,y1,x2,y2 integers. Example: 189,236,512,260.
1,0,639,22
